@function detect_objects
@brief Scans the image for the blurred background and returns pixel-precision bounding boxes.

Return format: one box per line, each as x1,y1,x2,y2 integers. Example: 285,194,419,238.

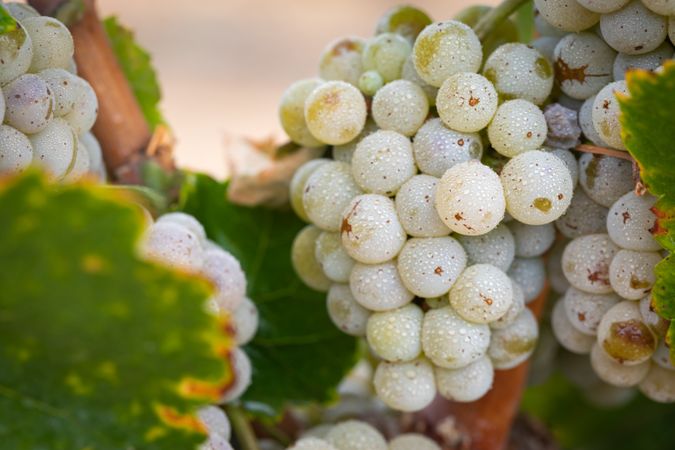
97,0,498,178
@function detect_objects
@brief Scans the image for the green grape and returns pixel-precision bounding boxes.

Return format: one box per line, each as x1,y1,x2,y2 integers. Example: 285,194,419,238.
488,308,538,370
371,79,428,137
304,81,367,145
291,225,331,292
375,5,432,44
319,37,365,86
373,358,436,412
0,22,32,85
362,32,411,83
366,303,423,362
357,70,383,96
436,72,498,133
401,55,438,105
597,301,657,365
289,158,330,222
487,100,547,157
279,78,324,148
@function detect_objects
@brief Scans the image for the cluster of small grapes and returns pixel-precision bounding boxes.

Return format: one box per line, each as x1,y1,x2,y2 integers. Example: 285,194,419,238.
0,2,104,181
280,5,582,413
140,212,259,450
533,0,675,404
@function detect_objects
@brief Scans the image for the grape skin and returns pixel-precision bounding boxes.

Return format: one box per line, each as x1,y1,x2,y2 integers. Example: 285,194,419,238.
421,306,490,369
436,72,498,133
500,150,573,225
3,73,54,135
435,160,505,236
197,405,231,442
490,279,525,330
544,148,579,188
202,247,247,311
401,55,438,105
562,234,619,294
412,118,483,178
371,80,429,136
487,100,548,157
332,118,378,164
232,297,258,345
373,358,436,412
590,343,650,387
315,231,355,283
652,338,675,371
29,118,76,180
366,303,423,362
533,0,600,32
600,1,668,55
157,212,207,243
389,434,441,450
291,225,331,292
552,299,595,354
349,261,414,311
579,96,606,146
435,356,494,402
449,264,514,324
394,174,451,238
289,158,330,222
596,300,657,365
482,43,554,105
304,81,367,145
608,249,660,300
362,33,411,83
509,222,555,258
507,257,546,303
326,284,371,336
456,223,515,272
62,137,91,183
548,238,571,295
279,79,324,148
5,3,40,20
578,153,634,207
0,124,33,175
0,23,33,85
141,221,204,272
488,308,539,369
319,37,365,86
340,194,406,264
412,21,483,87
555,188,609,239
641,0,675,15
639,294,670,337
221,348,252,402
357,70,383,96
639,365,675,403
613,42,674,80
351,130,416,196
22,16,74,72
63,77,98,136
563,287,620,336
606,191,660,251
577,0,631,12
592,81,629,150
288,438,337,450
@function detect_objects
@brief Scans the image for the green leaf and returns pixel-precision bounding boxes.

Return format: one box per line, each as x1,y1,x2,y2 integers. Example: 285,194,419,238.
179,173,360,417
523,374,675,450
103,16,165,129
0,5,17,34
619,61,675,356
0,172,232,450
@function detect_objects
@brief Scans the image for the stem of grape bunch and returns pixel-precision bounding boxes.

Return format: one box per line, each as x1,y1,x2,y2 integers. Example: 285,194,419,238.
225,405,261,450
473,0,529,41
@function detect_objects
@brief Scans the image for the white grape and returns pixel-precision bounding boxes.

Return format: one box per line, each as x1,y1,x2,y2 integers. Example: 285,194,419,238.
555,188,609,239
63,78,98,136
29,117,76,180
412,118,482,178
435,356,494,402
552,299,595,353
456,223,515,272
326,421,388,450
531,36,561,62
534,8,568,37
422,306,490,369
291,225,331,292
397,237,467,298
0,23,32,85
597,300,657,365
362,33,411,83
304,81,367,145
80,131,105,180
488,100,547,157
202,247,247,312
326,284,371,336
371,80,428,136
639,294,670,337
140,221,204,272
548,238,571,294
609,249,660,300
509,222,555,258
613,42,674,80
639,365,675,403
600,1,668,55
584,383,637,408
607,191,660,251
3,74,54,134
545,147,579,187
436,72,498,132
652,338,675,371
482,43,554,105
394,174,451,237
366,303,423,362
351,130,416,196
289,438,337,450
500,150,574,225
332,118,378,164
576,0,630,13
449,264,513,324
372,358,436,412
507,257,546,303
279,79,324,148
490,279,526,330
221,348,252,402
22,16,74,72
389,434,441,450
357,70,383,96
435,160,505,236
0,124,33,175
578,153,634,207
533,0,600,31
319,37,365,86
412,21,482,87
62,137,90,183
592,81,628,150
4,2,40,20
488,308,539,370
401,55,438,105
579,96,606,146
197,405,231,442
642,0,675,14
289,158,330,223
563,287,620,335
303,161,363,231
340,194,406,264
315,231,355,283
553,32,616,100
232,297,258,345
590,343,650,387
349,261,413,311
157,212,207,243
562,234,619,294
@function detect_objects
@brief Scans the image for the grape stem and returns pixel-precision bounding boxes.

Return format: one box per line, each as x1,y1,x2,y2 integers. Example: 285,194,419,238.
473,0,529,41
575,144,634,162
225,405,261,450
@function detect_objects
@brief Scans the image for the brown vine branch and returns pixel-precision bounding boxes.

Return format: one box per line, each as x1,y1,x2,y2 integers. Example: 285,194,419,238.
29,0,153,184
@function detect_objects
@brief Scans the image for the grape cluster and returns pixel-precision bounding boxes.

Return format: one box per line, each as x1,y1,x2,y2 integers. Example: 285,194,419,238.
530,0,675,403
140,212,259,449
0,3,105,181
282,5,568,412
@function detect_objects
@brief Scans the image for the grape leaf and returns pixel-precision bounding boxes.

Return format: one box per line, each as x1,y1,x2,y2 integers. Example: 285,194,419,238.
0,172,232,450
523,374,675,450
103,16,165,129
0,5,17,33
619,61,675,354
179,173,359,417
